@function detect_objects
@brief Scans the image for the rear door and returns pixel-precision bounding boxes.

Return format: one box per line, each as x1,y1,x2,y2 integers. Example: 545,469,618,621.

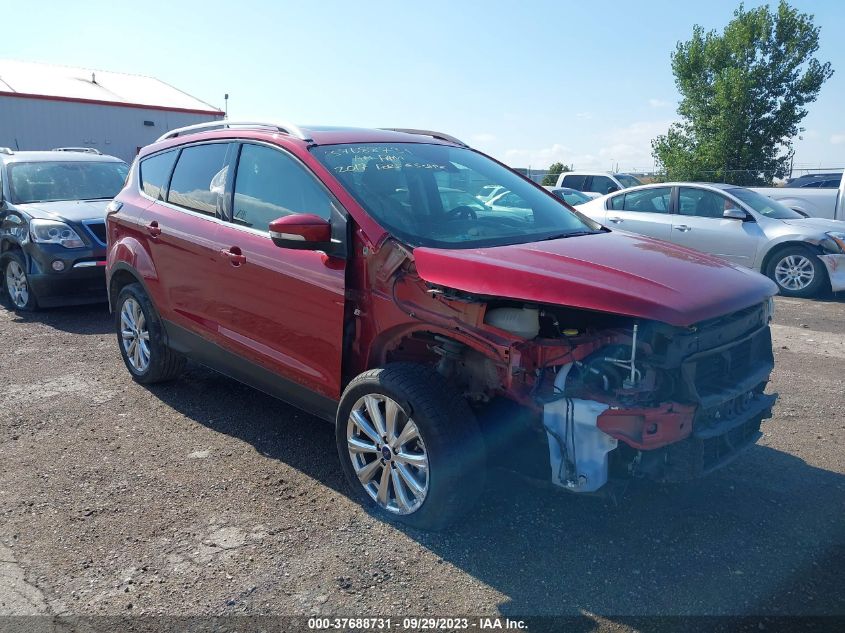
213,142,347,407
603,186,673,240
139,142,234,339
670,187,763,267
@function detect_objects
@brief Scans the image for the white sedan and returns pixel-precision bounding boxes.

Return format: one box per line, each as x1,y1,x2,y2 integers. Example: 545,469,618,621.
577,182,845,298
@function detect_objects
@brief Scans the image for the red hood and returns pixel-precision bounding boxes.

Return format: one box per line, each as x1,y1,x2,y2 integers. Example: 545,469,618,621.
413,232,777,327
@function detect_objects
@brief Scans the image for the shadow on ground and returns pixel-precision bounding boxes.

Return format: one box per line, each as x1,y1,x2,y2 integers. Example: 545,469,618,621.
145,363,845,622
2,301,111,335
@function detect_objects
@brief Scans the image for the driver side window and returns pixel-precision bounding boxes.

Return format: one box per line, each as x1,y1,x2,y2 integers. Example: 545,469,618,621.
233,144,332,231
678,187,730,218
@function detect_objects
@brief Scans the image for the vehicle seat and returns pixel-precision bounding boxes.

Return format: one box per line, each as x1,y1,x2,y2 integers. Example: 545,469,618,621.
698,196,722,218
361,161,413,230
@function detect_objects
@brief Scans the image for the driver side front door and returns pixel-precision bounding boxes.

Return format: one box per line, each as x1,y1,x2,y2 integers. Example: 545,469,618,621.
213,142,348,414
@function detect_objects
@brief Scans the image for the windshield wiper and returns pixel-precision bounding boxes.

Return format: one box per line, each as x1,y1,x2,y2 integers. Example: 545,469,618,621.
540,230,600,241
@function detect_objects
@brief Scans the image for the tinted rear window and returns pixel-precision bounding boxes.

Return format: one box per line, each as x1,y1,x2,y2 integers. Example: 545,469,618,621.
167,144,230,217
139,150,177,200
561,174,587,190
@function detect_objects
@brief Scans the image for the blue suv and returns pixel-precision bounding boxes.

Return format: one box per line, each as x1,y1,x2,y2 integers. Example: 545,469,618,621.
0,149,128,310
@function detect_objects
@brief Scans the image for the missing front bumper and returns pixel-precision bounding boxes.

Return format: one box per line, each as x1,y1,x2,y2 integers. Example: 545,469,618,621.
635,392,777,482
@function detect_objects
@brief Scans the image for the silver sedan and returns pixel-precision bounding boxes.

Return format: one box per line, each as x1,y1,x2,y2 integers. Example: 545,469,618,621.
577,182,845,297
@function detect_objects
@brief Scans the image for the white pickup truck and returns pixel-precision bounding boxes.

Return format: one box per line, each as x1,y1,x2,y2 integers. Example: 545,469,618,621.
751,172,845,220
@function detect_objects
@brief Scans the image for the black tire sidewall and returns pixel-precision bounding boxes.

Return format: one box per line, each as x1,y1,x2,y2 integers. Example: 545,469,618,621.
114,283,175,383
1,252,37,311
767,246,828,298
335,364,485,531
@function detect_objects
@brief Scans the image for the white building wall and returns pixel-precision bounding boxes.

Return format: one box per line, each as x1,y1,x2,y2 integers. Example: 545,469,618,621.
0,96,223,163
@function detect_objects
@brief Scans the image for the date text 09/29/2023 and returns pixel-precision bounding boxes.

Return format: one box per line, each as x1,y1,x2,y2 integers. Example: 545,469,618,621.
307,616,528,630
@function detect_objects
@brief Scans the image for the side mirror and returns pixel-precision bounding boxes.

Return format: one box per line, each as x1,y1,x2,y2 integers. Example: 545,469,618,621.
606,186,620,194
723,208,747,220
269,214,332,250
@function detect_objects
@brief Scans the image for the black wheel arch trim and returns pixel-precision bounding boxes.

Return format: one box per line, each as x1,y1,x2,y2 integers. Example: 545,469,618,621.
761,240,826,274
108,261,155,314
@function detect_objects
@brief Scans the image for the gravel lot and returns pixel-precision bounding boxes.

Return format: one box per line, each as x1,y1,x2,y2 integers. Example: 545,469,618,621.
1,294,843,627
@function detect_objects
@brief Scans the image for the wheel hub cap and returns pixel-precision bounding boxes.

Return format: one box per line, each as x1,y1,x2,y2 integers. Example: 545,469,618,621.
120,297,151,373
774,255,814,291
5,261,28,308
347,394,429,515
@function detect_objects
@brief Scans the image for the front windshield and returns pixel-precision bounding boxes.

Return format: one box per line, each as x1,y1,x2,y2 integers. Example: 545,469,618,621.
9,161,129,204
727,187,804,220
312,143,599,248
614,174,643,188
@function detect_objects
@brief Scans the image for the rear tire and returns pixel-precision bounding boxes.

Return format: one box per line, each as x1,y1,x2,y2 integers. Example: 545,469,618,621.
766,245,828,298
336,363,486,531
1,251,38,311
115,282,185,383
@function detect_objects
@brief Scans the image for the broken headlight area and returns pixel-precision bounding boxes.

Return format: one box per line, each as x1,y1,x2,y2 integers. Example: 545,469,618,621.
500,302,777,493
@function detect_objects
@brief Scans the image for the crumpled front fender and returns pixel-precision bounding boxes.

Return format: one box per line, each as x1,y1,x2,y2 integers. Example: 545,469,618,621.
819,254,845,292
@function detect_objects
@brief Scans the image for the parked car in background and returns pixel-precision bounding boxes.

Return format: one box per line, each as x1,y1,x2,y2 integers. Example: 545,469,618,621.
0,149,128,310
555,171,643,196
52,147,104,155
578,182,845,297
751,171,845,220
475,184,507,204
106,122,778,530
543,186,593,206
785,172,842,188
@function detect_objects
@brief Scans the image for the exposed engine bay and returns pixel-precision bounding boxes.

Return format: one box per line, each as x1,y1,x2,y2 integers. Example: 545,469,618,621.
359,239,778,494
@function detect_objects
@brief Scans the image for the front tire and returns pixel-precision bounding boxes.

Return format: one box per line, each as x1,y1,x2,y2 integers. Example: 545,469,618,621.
2,252,38,311
336,363,485,531
766,246,828,298
115,283,185,384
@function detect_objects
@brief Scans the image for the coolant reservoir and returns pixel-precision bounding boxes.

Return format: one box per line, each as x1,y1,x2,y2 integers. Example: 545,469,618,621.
484,307,540,339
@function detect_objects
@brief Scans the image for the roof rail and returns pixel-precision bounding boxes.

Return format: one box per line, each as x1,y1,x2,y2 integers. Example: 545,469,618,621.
156,120,312,143
380,128,468,147
52,147,102,155
0,147,13,155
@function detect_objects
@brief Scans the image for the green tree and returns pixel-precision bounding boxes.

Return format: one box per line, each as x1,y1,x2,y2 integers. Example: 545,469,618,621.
652,1,833,185
542,162,572,186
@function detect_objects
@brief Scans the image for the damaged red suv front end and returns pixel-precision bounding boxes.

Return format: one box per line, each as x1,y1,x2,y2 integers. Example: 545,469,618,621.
313,133,779,497
352,227,777,495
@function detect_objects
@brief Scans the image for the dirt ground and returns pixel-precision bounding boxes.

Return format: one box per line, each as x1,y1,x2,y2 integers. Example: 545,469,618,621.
0,294,843,628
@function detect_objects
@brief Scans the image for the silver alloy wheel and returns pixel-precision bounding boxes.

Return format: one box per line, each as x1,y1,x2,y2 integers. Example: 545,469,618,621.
5,260,29,308
346,394,429,515
774,254,815,291
120,297,151,373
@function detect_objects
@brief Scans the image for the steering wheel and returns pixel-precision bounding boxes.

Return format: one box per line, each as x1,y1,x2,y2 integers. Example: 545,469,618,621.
446,205,478,221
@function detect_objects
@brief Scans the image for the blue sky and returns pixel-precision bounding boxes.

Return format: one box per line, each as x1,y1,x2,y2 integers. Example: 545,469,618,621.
3,0,843,171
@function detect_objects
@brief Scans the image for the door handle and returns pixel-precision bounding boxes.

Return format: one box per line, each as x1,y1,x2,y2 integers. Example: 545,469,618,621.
608,216,624,223
220,247,247,266
673,225,692,232
146,221,162,237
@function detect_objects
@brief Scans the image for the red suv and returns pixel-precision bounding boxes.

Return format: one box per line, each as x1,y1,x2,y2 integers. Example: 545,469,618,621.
106,122,778,529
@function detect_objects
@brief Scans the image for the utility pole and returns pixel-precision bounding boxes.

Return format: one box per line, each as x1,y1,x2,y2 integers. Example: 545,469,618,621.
224,94,229,119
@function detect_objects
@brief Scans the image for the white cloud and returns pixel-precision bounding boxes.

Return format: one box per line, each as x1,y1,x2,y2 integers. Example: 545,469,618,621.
575,112,593,119
501,119,675,171
503,143,574,168
471,132,497,142
830,134,845,145
648,98,671,108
